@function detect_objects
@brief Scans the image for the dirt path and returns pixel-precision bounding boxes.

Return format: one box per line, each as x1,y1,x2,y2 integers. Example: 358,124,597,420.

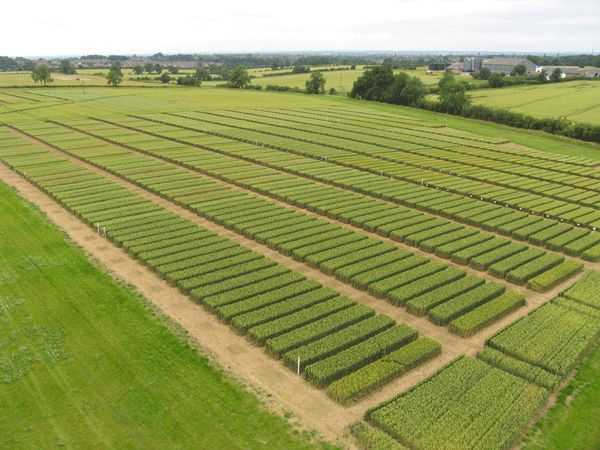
0,128,593,448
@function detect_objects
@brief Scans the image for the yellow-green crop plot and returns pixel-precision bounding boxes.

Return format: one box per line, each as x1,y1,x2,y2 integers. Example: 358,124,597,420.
468,80,600,125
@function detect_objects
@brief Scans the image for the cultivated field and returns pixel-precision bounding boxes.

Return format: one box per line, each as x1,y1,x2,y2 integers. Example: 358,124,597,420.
0,70,161,87
1,85,599,449
469,80,600,125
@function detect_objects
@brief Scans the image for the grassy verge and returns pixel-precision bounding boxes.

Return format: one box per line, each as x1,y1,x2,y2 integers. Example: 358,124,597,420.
522,340,600,450
0,182,333,450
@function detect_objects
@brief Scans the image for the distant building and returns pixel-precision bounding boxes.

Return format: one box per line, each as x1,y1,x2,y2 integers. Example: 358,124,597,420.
446,62,464,73
584,69,600,78
428,62,451,71
536,67,584,78
463,56,485,72
481,58,537,74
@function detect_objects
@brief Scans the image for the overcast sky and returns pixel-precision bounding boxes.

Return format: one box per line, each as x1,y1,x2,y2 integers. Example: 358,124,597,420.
4,0,599,57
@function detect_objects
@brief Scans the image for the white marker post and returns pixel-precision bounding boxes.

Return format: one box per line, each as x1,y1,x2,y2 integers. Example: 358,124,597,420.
297,357,300,375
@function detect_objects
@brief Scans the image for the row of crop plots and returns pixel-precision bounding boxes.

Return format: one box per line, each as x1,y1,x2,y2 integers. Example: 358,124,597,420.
81,111,600,264
5,120,536,339
10,120,581,300
2,102,599,450
0,128,445,406
197,107,600,195
129,107,600,231
39,116,586,290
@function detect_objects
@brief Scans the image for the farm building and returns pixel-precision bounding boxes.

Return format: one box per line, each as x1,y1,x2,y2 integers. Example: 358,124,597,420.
536,67,585,78
585,69,600,77
446,62,464,73
481,57,537,74
428,62,451,71
463,56,485,72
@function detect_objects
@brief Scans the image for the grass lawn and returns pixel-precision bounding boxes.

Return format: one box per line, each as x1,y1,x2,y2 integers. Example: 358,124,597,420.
0,182,332,450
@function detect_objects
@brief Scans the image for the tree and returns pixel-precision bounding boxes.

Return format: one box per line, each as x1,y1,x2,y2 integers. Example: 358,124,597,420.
31,65,52,86
382,57,397,69
106,62,123,86
132,65,144,75
208,64,230,80
305,71,326,94
439,80,471,114
510,64,527,77
176,75,200,86
144,62,154,74
291,65,310,74
167,66,179,74
382,72,411,104
551,67,563,82
478,67,492,80
227,65,250,88
488,73,504,88
350,65,395,102
154,63,163,74
195,67,212,81
438,70,456,89
400,77,429,106
159,73,171,83
58,59,76,74
537,69,548,83
23,60,37,72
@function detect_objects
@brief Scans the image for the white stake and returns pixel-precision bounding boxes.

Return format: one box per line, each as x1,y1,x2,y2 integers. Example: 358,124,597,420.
297,357,300,375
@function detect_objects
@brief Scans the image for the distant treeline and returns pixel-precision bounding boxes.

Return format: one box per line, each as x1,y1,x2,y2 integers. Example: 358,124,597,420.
0,53,428,72
4,52,600,73
528,54,600,68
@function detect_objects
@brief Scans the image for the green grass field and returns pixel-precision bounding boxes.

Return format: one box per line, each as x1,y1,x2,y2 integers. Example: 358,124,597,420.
468,80,600,125
0,182,332,450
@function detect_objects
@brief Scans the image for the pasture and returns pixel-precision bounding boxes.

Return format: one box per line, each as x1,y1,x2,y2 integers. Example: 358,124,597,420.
1,85,600,449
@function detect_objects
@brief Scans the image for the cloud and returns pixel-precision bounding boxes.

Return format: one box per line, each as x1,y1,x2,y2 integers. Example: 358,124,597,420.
3,0,600,56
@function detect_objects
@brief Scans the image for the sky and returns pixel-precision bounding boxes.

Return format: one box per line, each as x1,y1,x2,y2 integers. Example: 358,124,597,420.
4,0,599,57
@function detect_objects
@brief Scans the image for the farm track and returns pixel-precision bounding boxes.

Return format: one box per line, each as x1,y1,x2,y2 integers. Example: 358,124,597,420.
0,127,593,448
